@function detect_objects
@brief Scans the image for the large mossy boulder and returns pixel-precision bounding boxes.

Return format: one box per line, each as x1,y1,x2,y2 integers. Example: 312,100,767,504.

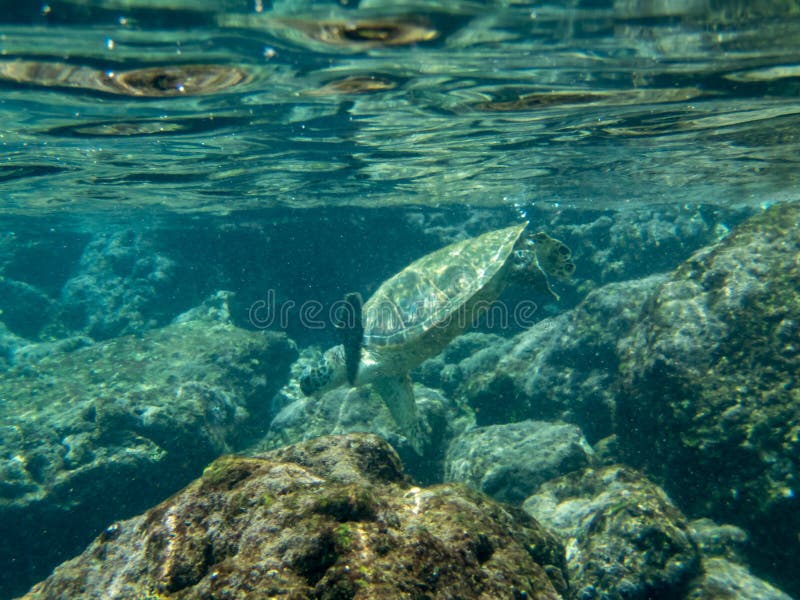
0,293,296,599
616,202,800,594
22,434,569,600
55,229,179,340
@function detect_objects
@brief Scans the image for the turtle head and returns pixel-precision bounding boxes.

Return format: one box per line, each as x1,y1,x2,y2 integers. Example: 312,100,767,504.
530,232,575,279
513,231,575,301
299,345,348,396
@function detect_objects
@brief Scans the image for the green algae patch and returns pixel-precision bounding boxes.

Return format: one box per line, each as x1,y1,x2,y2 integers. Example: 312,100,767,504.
200,456,261,492
312,484,379,522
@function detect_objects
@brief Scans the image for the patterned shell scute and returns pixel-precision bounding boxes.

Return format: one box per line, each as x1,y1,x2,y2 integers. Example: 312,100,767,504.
362,223,527,347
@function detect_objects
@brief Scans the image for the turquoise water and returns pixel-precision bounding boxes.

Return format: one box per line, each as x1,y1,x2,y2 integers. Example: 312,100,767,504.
1,1,800,598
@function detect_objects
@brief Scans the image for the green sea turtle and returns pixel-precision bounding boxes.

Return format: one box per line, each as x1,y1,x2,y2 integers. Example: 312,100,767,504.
299,222,574,451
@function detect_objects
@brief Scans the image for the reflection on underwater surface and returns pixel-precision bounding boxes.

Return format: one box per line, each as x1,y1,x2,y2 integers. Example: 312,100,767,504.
1,1,800,599
0,0,798,212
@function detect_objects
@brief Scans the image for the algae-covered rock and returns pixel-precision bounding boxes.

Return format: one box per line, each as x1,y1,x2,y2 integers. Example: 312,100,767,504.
0,292,296,598
22,434,569,600
445,420,594,504
616,202,800,594
416,331,510,397
523,465,701,600
445,275,665,442
554,204,749,290
0,321,25,370
688,518,749,565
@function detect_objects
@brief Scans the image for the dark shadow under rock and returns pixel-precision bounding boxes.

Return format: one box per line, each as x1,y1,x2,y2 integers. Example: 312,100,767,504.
685,518,792,599
0,278,55,339
22,433,569,600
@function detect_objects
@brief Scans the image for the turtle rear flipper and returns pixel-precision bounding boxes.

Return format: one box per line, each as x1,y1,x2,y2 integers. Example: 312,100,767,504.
335,292,364,385
372,374,423,455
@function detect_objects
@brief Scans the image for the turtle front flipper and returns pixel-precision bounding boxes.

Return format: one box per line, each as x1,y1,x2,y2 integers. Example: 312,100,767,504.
334,292,364,386
372,374,423,455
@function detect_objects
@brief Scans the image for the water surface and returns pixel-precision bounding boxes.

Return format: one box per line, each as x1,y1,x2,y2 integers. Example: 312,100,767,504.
1,0,798,214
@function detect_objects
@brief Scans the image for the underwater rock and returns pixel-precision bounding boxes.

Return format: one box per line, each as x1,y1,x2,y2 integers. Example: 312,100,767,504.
438,275,666,442
0,278,55,339
21,433,569,600
686,557,793,600
260,372,472,484
0,293,296,599
687,518,749,565
615,202,800,594
416,331,511,396
683,518,792,599
57,229,177,340
550,204,753,298
523,465,701,600
444,420,594,505
8,335,94,368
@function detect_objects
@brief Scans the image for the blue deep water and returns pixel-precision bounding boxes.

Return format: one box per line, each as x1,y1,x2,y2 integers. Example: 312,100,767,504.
1,1,799,598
